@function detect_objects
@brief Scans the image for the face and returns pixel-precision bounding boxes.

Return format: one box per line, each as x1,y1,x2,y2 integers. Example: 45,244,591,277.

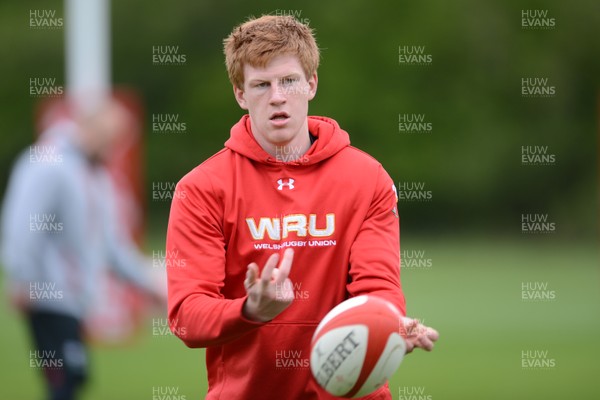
234,54,318,155
77,101,131,162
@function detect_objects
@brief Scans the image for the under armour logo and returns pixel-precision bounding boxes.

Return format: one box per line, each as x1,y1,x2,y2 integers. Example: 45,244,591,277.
277,178,295,190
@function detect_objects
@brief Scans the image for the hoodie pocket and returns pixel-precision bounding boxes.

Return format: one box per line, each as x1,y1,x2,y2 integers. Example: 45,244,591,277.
218,322,319,399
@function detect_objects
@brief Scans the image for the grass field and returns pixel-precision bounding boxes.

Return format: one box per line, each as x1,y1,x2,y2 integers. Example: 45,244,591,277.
1,236,598,399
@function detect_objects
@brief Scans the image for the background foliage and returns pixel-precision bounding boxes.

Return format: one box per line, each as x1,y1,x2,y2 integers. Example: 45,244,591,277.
0,0,598,236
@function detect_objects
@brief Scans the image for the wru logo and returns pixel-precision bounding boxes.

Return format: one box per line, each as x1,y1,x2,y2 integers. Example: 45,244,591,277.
246,213,335,240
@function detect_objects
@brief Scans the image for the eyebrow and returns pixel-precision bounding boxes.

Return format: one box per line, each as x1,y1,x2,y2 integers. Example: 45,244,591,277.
279,73,302,80
247,73,302,84
247,78,269,85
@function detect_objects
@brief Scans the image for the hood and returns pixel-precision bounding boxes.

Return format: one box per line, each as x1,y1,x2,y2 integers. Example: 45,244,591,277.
224,115,350,166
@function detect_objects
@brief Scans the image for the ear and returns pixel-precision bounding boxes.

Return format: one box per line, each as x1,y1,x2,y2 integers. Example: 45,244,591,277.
307,73,318,101
233,85,248,110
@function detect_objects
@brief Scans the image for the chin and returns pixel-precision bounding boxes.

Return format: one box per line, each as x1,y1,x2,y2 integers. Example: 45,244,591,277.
263,130,292,144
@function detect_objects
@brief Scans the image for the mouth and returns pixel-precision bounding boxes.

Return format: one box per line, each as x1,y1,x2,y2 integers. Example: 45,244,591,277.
269,112,291,126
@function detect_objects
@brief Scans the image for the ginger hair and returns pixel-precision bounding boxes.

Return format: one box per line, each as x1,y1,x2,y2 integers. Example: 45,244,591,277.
224,15,320,89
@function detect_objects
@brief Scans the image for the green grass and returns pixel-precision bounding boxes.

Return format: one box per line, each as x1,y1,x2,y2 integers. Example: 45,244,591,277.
0,306,207,400
1,237,598,399
393,236,600,400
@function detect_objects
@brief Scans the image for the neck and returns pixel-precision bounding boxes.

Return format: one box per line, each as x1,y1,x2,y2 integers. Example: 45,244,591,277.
258,121,312,162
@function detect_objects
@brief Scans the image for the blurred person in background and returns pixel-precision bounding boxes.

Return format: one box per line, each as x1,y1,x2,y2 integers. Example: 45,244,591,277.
1,99,164,400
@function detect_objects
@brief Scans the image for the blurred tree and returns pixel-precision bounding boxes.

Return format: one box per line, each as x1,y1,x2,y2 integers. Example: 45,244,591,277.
0,0,598,237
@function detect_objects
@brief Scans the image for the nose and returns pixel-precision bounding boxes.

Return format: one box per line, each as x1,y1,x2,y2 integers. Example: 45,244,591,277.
269,82,286,105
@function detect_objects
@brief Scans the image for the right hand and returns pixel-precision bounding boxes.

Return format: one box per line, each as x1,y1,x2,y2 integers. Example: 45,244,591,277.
242,248,295,322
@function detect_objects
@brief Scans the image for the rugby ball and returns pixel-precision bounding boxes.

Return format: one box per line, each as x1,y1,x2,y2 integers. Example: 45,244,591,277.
310,295,406,398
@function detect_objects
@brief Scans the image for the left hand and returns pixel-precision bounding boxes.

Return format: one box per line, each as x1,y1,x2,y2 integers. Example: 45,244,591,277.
400,317,439,353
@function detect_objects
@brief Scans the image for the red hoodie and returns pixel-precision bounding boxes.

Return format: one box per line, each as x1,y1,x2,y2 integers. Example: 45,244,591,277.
166,115,405,400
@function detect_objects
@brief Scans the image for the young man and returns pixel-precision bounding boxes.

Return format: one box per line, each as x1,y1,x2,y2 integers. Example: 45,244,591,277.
166,15,438,399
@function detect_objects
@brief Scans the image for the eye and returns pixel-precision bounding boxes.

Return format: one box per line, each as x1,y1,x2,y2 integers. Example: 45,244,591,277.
281,77,299,86
254,82,269,88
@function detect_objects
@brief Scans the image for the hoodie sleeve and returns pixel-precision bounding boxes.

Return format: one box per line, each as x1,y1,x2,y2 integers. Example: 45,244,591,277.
347,165,406,316
1,156,59,290
166,169,264,348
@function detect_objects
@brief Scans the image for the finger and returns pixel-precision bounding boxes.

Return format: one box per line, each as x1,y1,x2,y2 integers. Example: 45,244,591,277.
411,322,428,338
260,253,280,288
245,263,258,291
275,248,294,285
270,268,280,282
417,336,435,351
426,327,439,342
412,324,439,341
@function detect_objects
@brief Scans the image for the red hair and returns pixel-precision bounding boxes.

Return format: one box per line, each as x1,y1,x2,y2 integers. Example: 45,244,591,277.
223,15,320,89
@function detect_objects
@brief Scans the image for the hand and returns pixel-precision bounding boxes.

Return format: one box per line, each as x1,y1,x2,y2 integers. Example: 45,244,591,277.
400,317,439,353
143,263,168,306
7,284,30,313
147,283,168,306
242,248,295,322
